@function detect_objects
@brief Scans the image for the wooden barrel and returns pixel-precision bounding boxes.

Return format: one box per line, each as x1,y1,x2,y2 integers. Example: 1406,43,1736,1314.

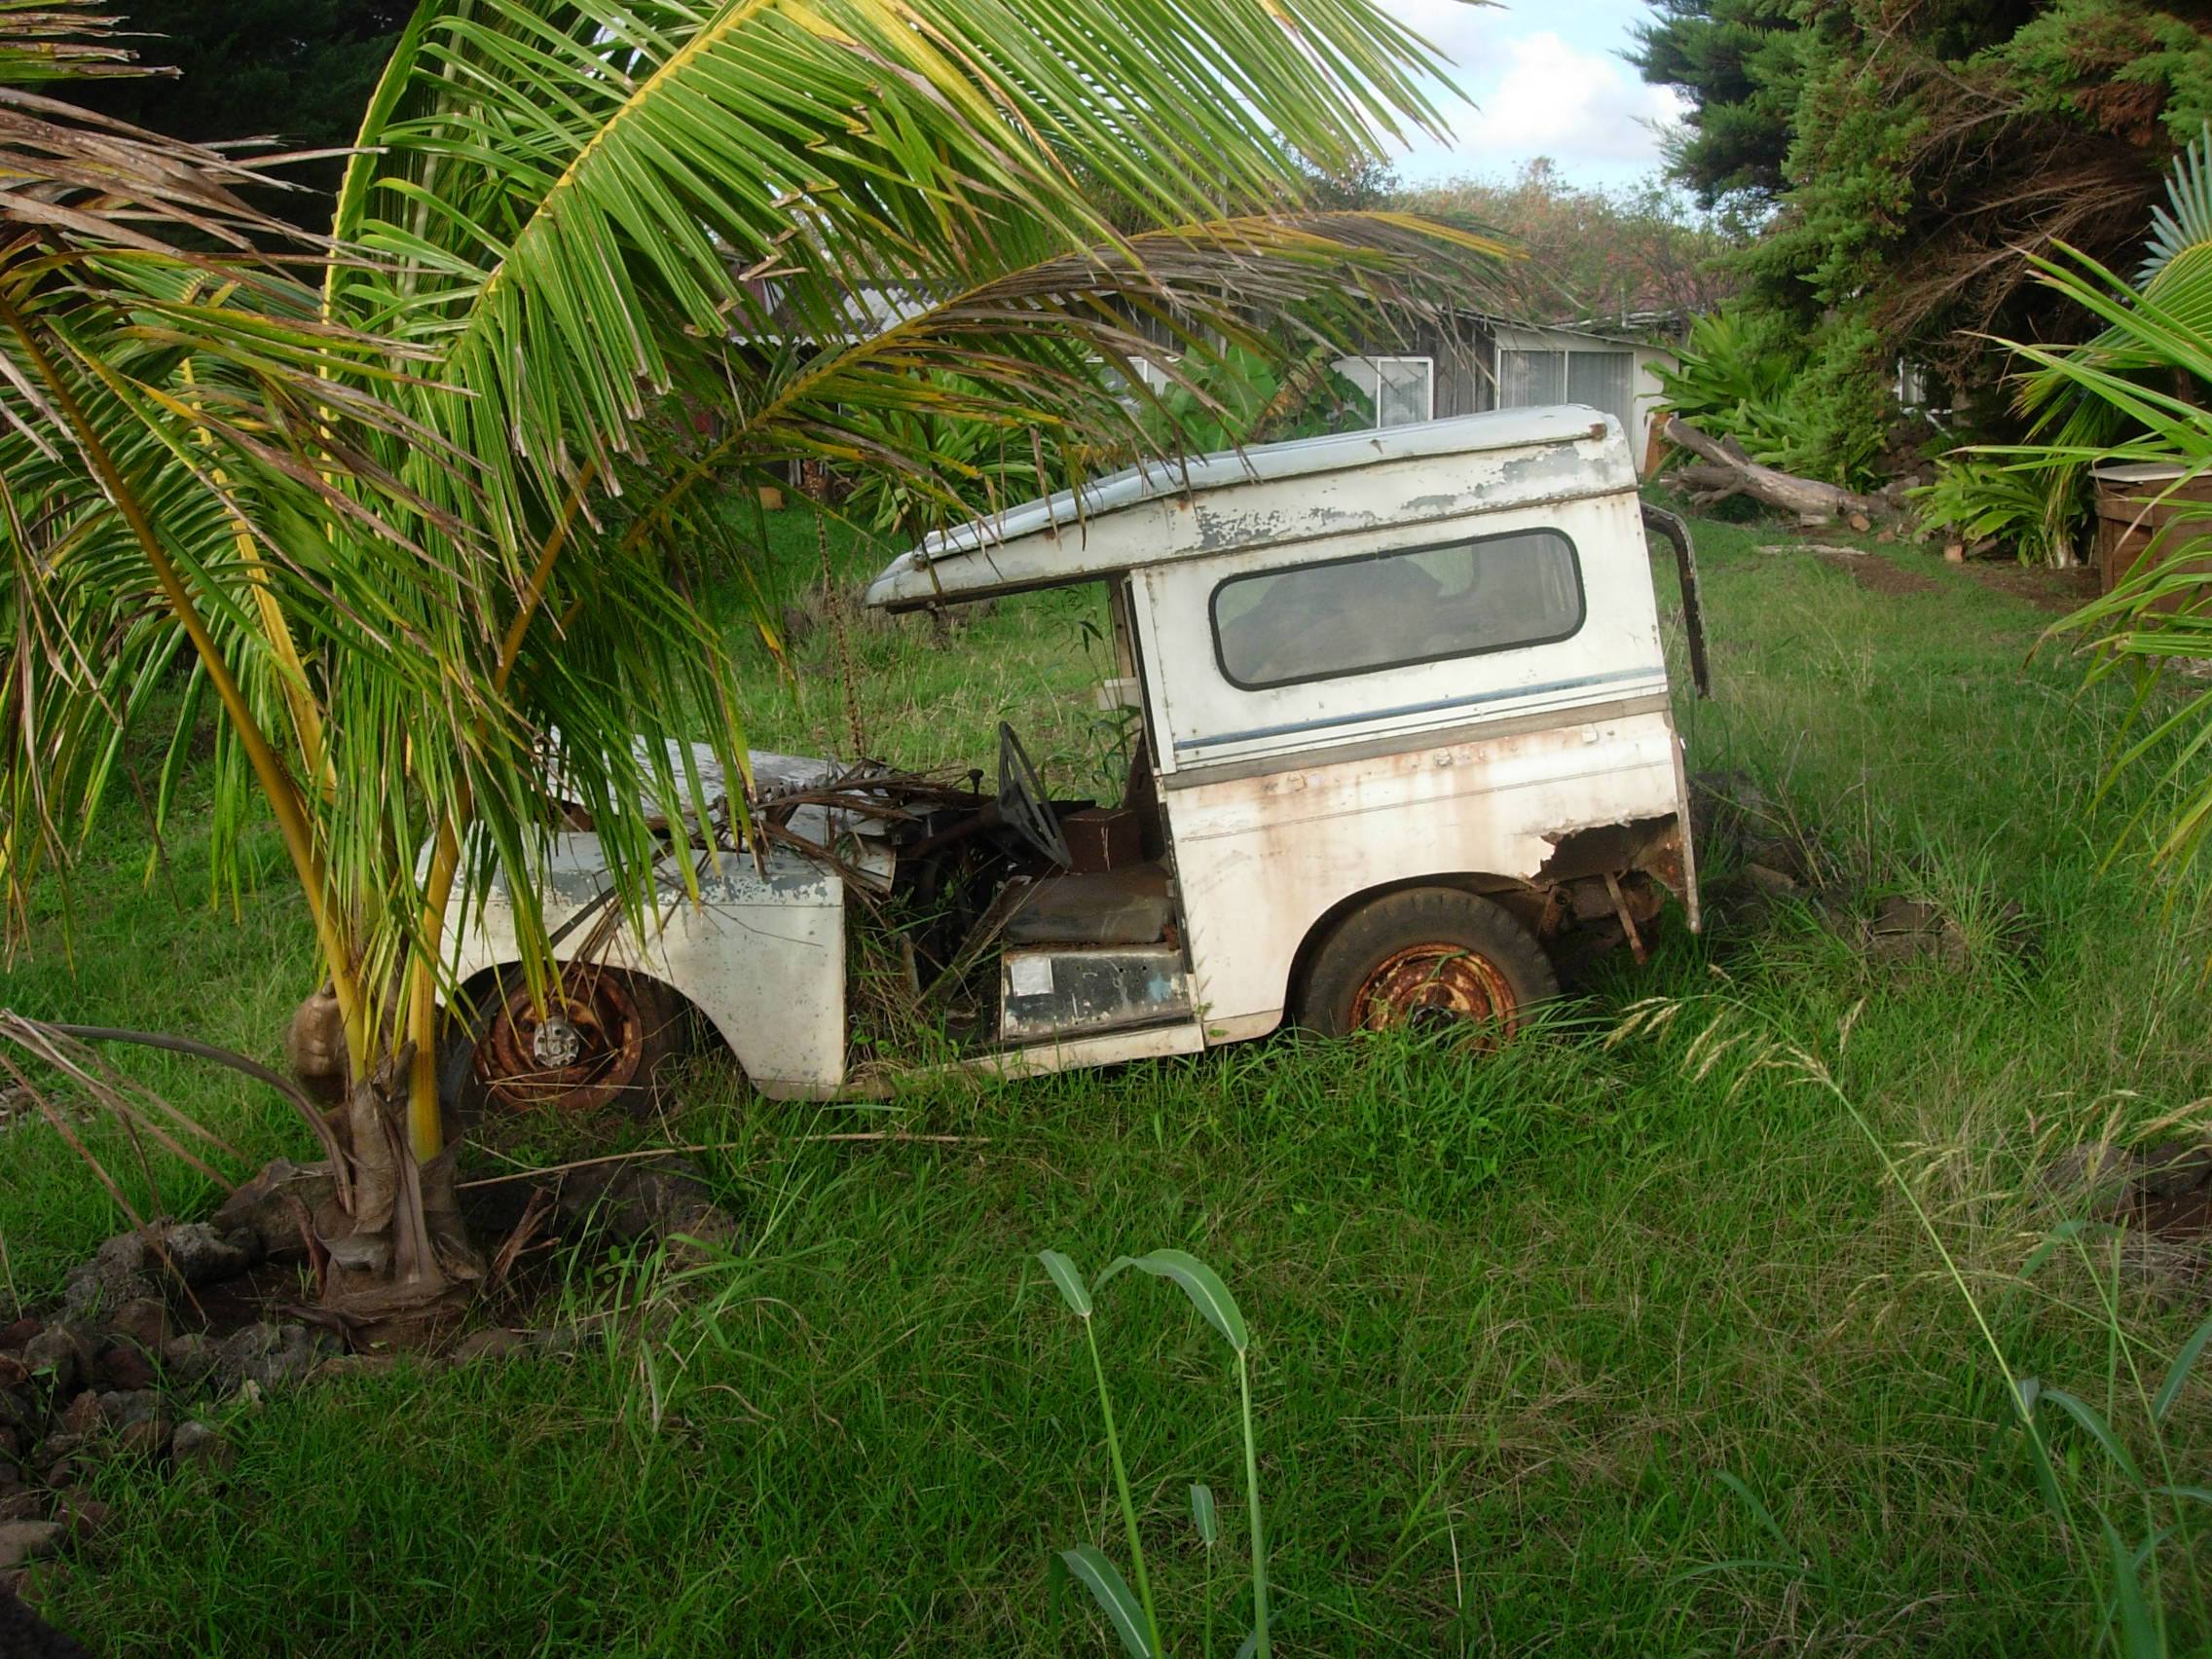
2094,462,2212,607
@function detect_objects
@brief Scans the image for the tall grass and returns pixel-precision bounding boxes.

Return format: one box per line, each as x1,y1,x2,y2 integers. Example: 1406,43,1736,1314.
6,512,2212,1653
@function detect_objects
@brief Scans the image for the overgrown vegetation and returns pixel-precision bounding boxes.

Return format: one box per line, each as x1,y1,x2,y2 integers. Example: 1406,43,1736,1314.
1650,305,1836,481
1635,0,2212,481
9,509,2212,1653
1393,158,1747,328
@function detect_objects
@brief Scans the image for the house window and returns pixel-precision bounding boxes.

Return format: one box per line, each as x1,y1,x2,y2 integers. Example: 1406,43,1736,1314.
1896,358,1947,413
1332,355,1435,428
1209,528,1585,690
1498,347,1637,439
1498,349,1565,407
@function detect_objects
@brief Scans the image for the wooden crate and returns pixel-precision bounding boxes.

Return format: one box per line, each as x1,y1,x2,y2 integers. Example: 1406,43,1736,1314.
2095,462,2212,608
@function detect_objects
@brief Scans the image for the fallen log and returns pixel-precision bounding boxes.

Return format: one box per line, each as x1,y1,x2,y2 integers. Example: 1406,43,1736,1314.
1661,417,1896,523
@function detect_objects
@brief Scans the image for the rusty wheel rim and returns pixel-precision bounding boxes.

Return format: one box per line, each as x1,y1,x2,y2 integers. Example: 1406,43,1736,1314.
473,969,647,1113
1350,944,1519,1042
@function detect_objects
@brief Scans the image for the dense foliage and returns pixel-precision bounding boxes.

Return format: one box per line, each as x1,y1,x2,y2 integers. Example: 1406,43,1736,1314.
1394,158,1745,327
1634,0,2212,483
1648,305,1837,478
54,1,408,216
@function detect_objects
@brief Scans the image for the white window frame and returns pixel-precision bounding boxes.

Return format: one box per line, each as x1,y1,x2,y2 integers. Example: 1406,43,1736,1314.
1333,354,1435,428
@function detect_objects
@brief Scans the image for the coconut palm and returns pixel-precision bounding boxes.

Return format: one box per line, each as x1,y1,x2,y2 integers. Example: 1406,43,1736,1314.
5,0,1507,1308
313,0,1506,1157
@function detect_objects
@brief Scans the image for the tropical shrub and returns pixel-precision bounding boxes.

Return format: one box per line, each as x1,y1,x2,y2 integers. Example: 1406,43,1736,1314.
1652,306,1847,481
1974,127,2212,868
844,348,1375,544
1907,460,2085,567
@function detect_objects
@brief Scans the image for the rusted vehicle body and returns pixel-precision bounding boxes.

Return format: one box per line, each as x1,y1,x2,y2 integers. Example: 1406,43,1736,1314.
439,405,1706,1111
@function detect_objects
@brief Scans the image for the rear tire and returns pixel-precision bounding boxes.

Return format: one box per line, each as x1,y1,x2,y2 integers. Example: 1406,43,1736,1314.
442,966,691,1120
1296,887,1559,1042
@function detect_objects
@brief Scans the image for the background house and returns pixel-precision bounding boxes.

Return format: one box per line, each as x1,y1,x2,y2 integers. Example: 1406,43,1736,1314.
1331,313,1679,473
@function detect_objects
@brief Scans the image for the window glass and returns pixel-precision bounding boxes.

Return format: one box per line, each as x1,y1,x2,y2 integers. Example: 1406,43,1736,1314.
1210,529,1584,690
1331,355,1435,428
1566,350,1633,431
1499,349,1565,407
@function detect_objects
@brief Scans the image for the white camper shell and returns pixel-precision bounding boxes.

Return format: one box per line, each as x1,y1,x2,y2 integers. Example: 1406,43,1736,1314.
439,406,1706,1112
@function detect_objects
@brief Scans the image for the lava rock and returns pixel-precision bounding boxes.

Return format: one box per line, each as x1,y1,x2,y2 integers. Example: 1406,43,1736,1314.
55,1394,99,1440
60,1235,159,1321
212,1322,329,1392
0,1357,26,1391
169,1420,235,1474
0,1320,36,1353
151,1221,251,1288
102,1299,169,1354
160,1333,213,1388
0,1583,94,1659
93,1344,157,1392
0,1493,40,1525
210,1160,338,1266
51,1496,109,1545
95,1390,160,1431
0,1521,59,1570
118,1415,172,1459
18,1332,79,1394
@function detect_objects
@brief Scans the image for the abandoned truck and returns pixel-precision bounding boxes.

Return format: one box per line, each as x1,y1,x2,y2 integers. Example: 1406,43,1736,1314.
436,404,1710,1114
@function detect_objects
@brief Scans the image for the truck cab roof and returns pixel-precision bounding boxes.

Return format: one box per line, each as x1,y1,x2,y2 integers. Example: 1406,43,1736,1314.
861,404,1635,612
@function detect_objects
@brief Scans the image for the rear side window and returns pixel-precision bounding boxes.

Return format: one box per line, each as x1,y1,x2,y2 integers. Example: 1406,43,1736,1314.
1209,528,1585,690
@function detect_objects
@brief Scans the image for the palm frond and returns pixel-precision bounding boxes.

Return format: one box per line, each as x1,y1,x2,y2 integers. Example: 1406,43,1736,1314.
2141,124,2212,287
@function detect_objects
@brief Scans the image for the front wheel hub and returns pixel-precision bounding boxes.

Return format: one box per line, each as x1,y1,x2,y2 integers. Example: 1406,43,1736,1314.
1350,944,1519,1041
531,1015,584,1070
474,969,650,1113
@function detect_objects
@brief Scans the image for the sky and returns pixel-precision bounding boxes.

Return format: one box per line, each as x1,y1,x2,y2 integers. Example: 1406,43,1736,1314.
1381,0,1689,191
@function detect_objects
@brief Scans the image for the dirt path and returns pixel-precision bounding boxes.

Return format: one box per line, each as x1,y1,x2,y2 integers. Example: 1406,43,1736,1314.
1955,561,2100,614
1813,548,1938,596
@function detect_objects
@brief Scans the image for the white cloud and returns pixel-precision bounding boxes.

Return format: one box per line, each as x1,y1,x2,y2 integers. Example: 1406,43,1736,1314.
1461,31,1686,162
1379,5,1692,187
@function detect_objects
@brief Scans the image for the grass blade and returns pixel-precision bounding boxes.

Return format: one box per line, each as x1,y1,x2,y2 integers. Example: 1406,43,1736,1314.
2155,1309,2212,1423
1098,1248,1248,1352
1038,1248,1092,1318
1057,1545,1158,1659
2036,1386,2148,1488
2103,1520,2160,1659
1191,1482,1219,1545
1714,1469,1793,1555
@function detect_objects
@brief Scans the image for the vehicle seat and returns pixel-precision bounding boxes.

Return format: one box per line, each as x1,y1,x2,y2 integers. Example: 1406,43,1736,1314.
1003,863,1173,946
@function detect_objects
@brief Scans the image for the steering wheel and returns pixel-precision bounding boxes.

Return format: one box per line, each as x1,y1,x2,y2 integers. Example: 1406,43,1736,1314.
997,722,1072,868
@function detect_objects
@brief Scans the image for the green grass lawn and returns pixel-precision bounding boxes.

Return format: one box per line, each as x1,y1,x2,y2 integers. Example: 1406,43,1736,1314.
6,500,2212,1656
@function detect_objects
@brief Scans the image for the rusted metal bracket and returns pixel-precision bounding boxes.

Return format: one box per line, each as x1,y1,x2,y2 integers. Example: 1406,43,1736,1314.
1641,501,1711,699
1603,869,1648,965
